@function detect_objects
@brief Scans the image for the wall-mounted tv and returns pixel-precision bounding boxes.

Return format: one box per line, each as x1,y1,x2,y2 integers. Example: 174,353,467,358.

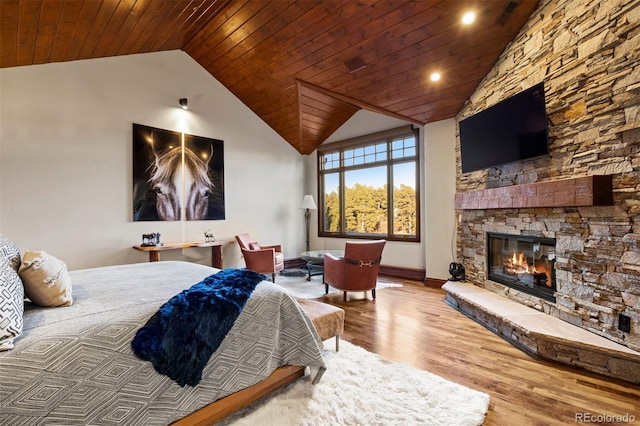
459,82,549,173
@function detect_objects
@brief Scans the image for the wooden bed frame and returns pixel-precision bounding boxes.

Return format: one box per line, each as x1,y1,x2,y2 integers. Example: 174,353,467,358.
173,365,305,425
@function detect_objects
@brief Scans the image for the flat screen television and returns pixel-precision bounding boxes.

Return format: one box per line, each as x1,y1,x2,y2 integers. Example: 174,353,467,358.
459,82,549,173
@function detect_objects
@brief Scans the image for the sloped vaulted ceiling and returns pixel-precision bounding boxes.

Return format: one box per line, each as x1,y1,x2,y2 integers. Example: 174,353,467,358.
0,0,539,154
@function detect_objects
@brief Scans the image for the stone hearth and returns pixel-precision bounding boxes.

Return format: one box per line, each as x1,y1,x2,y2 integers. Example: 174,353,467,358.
443,281,640,385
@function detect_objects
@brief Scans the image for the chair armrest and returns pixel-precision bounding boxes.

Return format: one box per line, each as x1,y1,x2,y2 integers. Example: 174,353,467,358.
242,248,276,271
323,254,344,286
260,244,282,252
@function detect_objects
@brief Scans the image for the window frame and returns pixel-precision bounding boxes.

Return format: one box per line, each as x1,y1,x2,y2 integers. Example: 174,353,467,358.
317,125,420,242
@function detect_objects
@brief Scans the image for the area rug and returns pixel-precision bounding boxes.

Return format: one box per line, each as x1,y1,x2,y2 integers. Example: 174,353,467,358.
220,340,490,426
275,269,402,299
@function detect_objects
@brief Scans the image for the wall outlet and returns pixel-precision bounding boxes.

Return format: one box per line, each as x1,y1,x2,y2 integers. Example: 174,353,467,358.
618,313,631,333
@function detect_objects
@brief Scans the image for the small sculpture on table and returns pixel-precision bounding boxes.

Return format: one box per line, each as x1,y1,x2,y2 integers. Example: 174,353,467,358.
204,229,215,242
141,233,162,247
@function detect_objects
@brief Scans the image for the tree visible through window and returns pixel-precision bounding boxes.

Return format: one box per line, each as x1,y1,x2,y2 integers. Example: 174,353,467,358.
318,126,419,241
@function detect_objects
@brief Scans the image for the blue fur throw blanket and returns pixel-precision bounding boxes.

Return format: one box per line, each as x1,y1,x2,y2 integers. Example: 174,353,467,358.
131,268,265,387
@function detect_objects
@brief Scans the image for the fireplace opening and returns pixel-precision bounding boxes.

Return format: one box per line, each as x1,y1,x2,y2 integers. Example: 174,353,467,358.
487,232,556,302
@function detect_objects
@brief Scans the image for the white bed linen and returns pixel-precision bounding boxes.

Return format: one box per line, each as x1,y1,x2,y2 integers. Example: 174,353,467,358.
0,261,325,425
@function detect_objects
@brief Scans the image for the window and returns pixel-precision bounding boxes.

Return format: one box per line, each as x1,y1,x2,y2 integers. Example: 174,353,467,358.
318,126,419,241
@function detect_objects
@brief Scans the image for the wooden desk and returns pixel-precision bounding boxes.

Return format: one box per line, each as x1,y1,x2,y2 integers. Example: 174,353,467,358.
133,240,233,268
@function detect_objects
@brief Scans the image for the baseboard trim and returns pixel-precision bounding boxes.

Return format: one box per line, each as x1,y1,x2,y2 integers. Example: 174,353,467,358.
378,265,424,282
424,277,446,288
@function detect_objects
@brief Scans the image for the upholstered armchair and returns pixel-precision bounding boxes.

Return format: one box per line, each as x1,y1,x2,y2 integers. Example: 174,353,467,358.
323,240,386,301
235,233,284,282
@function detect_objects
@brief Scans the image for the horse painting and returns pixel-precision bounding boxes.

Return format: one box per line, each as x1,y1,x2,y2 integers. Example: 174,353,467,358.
147,144,214,221
132,123,225,222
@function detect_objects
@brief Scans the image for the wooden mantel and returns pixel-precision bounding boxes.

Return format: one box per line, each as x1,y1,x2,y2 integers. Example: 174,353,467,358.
454,175,613,210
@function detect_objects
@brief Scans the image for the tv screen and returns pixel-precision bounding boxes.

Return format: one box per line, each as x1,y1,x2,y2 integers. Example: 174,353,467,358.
459,82,549,173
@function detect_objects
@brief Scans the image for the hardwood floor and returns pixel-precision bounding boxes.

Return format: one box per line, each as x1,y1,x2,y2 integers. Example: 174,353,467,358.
314,278,640,426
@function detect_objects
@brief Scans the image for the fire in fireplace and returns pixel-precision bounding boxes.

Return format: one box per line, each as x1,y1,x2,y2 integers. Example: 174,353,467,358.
487,232,556,302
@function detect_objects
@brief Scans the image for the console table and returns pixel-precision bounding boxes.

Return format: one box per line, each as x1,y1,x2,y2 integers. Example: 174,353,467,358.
133,240,233,269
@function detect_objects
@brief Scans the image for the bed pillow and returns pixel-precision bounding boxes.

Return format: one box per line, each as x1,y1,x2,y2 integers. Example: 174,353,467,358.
18,250,73,307
0,255,24,351
0,233,21,272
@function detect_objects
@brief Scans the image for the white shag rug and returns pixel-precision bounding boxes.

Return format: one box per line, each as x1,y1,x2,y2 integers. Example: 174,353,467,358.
275,270,402,299
220,341,490,426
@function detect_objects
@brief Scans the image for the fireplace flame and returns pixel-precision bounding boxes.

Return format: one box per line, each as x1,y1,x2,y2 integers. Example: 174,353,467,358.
506,251,536,275
503,251,553,287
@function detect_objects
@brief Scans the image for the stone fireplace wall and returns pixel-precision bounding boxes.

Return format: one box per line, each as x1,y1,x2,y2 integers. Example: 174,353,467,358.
455,0,640,351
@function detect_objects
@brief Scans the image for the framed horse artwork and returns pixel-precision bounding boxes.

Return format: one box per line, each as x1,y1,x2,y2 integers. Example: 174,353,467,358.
132,123,225,221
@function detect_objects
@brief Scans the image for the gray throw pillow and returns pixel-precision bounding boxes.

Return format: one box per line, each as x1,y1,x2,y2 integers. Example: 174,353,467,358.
0,233,21,272
0,255,24,351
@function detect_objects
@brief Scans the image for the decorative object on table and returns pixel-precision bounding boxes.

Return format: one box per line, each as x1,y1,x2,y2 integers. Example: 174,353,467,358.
141,233,162,247
204,229,215,242
235,233,284,282
132,123,225,222
324,240,386,301
299,195,317,253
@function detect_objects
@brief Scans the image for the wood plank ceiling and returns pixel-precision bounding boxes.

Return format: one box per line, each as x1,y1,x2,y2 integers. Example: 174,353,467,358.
0,0,540,154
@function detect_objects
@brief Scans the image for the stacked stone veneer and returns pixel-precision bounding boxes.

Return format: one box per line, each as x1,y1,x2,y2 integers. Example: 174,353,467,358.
455,0,640,352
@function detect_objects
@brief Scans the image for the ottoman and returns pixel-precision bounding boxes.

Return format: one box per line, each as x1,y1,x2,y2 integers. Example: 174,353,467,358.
296,298,345,351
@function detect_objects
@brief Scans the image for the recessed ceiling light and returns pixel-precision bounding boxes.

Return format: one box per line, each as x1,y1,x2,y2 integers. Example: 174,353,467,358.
462,11,476,25
430,72,441,82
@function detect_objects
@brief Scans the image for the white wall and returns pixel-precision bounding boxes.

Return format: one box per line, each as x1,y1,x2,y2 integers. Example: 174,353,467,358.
0,51,306,270
424,119,457,279
302,111,457,279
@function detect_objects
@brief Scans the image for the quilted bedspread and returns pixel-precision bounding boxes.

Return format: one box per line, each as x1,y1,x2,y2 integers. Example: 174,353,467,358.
0,261,325,425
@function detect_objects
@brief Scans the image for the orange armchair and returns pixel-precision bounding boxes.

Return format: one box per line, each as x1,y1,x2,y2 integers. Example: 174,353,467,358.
235,233,284,282
323,240,386,301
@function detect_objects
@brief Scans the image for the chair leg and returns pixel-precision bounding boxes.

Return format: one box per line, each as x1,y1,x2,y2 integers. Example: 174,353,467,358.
372,288,376,299
335,335,340,352
324,282,329,294
343,291,347,302
272,272,276,282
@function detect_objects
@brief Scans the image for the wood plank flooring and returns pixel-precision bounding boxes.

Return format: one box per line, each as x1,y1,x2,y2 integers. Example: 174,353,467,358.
314,278,640,426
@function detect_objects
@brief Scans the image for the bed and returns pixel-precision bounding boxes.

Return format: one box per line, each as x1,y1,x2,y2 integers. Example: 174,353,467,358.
0,260,325,425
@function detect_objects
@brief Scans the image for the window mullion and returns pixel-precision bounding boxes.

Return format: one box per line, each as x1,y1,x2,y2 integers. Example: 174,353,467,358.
387,140,394,237
339,152,345,234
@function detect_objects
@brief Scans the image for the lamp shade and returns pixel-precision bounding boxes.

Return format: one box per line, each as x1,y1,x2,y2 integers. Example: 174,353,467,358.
299,195,317,210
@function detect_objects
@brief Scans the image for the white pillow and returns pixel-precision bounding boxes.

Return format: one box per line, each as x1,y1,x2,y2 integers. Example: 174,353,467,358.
19,250,73,307
0,255,23,351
